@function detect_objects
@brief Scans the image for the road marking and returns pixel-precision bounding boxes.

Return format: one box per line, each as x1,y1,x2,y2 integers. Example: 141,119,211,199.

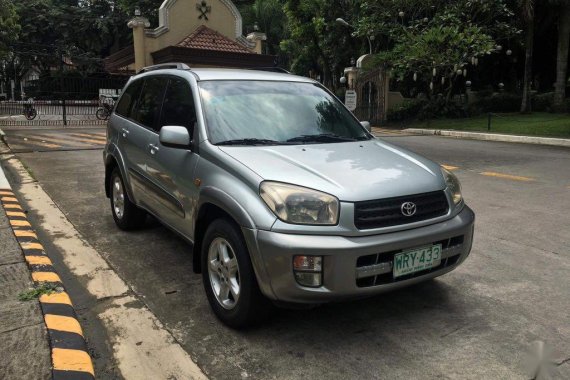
442,164,459,171
2,196,18,202
40,292,73,306
45,314,84,336
480,171,534,182
32,272,62,283
0,190,14,196
9,135,61,149
26,255,53,266
70,132,107,142
52,348,94,376
30,133,102,147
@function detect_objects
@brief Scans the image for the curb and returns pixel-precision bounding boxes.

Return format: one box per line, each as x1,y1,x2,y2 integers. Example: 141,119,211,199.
404,128,570,147
0,187,95,379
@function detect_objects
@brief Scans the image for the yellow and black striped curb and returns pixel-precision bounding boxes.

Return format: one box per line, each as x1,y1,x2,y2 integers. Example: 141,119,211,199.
1,189,95,380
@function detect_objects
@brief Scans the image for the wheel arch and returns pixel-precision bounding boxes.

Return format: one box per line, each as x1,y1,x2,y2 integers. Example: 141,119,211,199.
104,151,134,201
192,187,256,274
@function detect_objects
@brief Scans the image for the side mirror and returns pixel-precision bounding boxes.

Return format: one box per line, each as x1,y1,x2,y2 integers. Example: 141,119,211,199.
360,121,371,132
159,126,191,149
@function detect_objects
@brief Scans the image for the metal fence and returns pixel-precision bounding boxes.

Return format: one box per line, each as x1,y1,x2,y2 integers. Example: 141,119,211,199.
0,74,129,127
353,104,383,125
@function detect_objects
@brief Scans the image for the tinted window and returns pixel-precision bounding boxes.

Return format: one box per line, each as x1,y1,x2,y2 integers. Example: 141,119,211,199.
159,78,196,133
131,77,167,130
115,80,142,118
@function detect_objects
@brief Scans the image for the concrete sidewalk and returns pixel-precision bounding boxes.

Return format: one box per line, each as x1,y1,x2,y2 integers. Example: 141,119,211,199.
0,162,51,379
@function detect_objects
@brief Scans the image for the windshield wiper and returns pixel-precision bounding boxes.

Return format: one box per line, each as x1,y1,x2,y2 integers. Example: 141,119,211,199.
286,133,361,143
216,138,283,146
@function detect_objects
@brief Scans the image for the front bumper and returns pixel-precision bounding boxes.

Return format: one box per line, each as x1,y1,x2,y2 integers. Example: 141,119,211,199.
243,206,475,303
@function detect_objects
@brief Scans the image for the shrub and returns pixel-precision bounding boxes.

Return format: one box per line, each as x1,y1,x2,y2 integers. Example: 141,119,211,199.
418,97,467,120
386,98,427,121
474,92,521,112
533,92,554,112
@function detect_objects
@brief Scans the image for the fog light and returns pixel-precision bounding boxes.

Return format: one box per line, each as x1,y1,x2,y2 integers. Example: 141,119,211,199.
293,255,322,287
294,272,322,287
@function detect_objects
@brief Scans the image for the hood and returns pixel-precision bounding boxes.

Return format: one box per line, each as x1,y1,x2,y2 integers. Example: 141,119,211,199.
218,139,446,202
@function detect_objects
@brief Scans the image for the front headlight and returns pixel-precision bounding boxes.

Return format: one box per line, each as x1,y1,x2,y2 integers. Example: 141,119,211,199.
442,167,462,205
260,181,339,225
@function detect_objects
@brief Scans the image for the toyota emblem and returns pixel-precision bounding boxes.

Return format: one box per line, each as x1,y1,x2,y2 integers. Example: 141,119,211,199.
401,202,417,217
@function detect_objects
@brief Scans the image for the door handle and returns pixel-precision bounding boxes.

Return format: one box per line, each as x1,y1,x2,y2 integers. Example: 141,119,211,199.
121,128,129,138
149,143,159,155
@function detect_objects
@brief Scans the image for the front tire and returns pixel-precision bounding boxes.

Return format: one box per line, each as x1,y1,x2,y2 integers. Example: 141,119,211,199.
201,218,271,328
110,168,146,230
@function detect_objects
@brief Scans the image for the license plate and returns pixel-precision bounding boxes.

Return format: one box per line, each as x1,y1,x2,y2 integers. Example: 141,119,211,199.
393,244,442,278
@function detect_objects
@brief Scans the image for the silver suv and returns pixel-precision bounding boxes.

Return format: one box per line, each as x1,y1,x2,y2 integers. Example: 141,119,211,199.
104,63,475,328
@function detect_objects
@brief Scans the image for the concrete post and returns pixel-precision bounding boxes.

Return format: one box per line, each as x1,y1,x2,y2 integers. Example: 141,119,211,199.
128,16,151,72
246,32,267,54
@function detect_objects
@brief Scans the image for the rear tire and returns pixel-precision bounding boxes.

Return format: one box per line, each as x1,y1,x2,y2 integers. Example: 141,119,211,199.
110,168,146,230
96,107,108,120
201,218,271,328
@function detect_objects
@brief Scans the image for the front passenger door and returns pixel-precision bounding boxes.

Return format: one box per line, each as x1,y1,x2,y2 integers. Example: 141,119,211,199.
145,76,199,234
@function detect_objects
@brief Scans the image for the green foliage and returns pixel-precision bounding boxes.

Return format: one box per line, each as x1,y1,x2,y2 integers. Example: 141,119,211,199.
473,92,522,113
533,92,554,112
358,0,519,103
18,283,59,301
386,98,426,121
281,0,362,89
0,0,20,58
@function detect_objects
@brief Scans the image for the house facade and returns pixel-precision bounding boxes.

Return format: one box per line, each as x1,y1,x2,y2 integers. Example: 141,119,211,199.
105,0,275,73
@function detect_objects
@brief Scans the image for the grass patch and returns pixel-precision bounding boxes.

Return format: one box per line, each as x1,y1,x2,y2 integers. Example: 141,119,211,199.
18,282,59,301
401,113,570,138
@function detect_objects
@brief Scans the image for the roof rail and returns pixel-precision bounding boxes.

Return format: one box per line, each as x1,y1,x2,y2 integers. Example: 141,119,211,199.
248,67,291,74
138,62,191,74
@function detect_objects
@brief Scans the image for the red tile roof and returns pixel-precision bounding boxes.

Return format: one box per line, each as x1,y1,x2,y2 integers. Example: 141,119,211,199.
177,25,252,54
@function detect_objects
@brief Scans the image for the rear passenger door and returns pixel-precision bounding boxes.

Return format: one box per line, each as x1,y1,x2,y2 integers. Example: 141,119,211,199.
121,76,168,208
145,76,199,234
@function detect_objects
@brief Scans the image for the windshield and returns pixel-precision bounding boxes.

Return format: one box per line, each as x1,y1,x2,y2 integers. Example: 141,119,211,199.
198,80,371,145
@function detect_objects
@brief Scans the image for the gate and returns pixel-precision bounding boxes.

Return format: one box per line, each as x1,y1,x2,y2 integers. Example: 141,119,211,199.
0,75,129,127
353,68,386,125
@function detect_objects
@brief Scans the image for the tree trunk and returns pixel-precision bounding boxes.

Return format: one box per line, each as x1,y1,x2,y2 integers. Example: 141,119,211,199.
521,12,534,113
554,4,570,110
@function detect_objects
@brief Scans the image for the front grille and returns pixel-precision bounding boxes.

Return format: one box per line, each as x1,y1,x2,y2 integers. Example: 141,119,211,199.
354,190,449,230
355,235,464,288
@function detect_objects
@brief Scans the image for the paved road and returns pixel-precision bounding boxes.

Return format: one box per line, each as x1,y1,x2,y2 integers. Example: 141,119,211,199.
8,130,570,379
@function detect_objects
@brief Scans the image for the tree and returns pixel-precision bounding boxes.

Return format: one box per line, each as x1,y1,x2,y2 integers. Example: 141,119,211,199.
553,0,570,109
281,0,362,90
0,0,20,59
358,0,518,103
520,0,534,113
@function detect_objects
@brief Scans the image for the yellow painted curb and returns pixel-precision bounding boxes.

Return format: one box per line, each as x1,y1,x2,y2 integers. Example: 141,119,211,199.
45,314,84,337
52,348,94,376
32,272,62,283
26,256,53,266
40,292,72,306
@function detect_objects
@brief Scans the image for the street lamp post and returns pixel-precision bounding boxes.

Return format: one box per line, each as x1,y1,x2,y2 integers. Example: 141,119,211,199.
336,18,375,121
335,18,373,55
